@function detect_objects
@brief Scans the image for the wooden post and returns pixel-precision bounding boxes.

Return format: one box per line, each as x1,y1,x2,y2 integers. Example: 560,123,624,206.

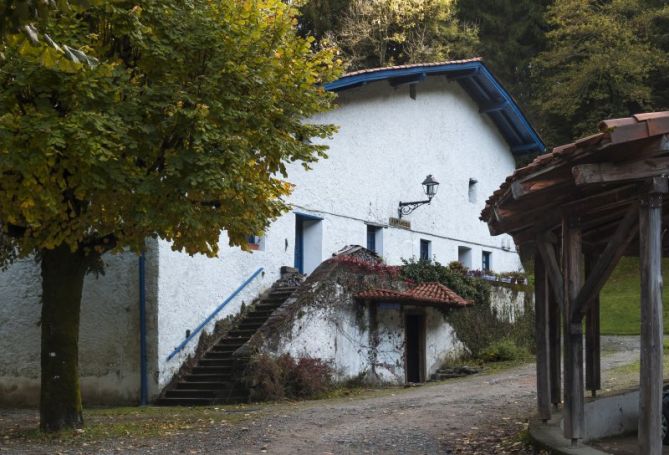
562,215,584,445
549,277,562,408
585,254,601,397
535,251,551,421
549,297,561,407
638,186,664,455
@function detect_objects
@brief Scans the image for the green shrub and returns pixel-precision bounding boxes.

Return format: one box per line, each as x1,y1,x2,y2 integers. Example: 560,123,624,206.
400,258,535,360
480,339,524,362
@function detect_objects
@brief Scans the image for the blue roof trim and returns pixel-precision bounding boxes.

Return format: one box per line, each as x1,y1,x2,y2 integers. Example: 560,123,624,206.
324,61,545,156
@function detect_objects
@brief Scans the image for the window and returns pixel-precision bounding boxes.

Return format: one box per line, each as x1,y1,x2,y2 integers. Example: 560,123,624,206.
468,178,478,203
420,239,431,261
247,235,264,251
366,225,383,255
482,251,492,272
458,246,472,269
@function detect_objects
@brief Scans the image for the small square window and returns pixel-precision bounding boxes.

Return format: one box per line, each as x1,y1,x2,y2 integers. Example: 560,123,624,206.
468,178,478,203
482,251,492,272
247,235,265,251
458,246,472,269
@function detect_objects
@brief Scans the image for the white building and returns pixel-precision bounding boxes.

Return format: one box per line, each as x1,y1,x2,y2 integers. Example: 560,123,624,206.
0,58,543,405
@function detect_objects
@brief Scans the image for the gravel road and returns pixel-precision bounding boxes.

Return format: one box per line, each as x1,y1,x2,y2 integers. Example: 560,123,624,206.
0,336,642,455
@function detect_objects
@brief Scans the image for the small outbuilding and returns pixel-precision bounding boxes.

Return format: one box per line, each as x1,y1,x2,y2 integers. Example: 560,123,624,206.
239,246,472,385
480,112,669,453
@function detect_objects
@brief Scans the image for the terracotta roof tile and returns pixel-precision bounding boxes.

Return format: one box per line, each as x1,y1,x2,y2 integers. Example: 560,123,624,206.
480,111,669,223
356,289,408,300
341,58,483,78
356,282,472,307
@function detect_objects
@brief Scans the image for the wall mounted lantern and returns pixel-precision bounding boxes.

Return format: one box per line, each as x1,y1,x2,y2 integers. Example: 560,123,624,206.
398,175,440,218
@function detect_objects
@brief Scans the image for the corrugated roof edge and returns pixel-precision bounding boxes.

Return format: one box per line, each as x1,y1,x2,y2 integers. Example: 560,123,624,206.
323,59,546,156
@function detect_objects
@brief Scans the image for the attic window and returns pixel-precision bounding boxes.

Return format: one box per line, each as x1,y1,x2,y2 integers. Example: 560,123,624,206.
468,178,478,203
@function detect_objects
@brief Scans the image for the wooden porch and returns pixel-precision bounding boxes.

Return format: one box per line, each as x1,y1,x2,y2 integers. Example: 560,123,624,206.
481,112,669,453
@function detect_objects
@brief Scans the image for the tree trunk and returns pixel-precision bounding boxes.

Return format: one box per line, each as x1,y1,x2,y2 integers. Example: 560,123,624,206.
40,244,88,432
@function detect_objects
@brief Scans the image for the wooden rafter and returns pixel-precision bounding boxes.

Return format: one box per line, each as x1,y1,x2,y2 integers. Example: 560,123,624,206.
574,202,640,317
573,156,669,186
535,234,564,306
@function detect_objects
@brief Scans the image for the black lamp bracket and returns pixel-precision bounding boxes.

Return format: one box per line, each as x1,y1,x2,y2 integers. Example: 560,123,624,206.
398,197,433,218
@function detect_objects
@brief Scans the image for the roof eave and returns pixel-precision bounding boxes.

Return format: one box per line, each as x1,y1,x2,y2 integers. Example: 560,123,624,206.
324,60,546,157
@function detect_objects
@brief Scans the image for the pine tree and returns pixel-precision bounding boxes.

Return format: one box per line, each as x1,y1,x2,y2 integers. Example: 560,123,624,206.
456,0,550,106
532,0,667,145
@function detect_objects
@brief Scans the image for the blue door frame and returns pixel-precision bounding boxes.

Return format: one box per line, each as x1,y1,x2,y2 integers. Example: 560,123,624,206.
294,213,323,274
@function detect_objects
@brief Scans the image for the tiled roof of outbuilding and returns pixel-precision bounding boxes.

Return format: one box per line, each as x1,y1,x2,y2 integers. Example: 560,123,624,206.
356,282,472,308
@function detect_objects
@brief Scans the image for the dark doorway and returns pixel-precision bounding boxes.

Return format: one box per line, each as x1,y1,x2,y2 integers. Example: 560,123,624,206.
405,314,425,383
294,216,304,273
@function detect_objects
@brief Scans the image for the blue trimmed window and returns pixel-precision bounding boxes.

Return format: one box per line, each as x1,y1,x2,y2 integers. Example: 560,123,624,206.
420,239,431,261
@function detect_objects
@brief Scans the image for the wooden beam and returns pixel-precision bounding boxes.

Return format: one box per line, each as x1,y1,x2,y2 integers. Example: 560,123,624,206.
536,235,564,306
562,214,584,444
447,68,479,80
535,252,551,421
511,178,568,200
389,73,426,87
496,185,640,241
549,283,562,407
574,202,639,316
638,190,664,454
573,156,669,186
584,254,601,397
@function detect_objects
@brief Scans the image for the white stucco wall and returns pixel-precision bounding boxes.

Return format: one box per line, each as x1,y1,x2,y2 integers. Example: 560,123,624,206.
490,285,531,322
289,76,521,270
0,73,526,404
0,250,153,406
154,76,522,386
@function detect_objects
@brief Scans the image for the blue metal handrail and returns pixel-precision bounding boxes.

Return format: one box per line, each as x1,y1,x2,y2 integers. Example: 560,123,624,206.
166,267,264,361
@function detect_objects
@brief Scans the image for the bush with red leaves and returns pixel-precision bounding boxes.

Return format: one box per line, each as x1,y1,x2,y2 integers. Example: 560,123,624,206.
244,353,334,402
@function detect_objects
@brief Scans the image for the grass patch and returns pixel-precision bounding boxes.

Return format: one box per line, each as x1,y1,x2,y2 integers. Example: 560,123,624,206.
600,257,669,335
601,350,669,393
2,405,260,444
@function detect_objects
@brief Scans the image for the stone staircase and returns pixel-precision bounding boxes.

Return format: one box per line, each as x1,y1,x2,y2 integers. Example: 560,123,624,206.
156,284,299,406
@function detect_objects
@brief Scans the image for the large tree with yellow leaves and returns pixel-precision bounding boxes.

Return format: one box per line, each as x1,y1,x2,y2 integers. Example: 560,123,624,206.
0,0,340,431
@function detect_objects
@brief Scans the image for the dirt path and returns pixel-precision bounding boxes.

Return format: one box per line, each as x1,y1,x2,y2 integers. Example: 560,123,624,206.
1,336,642,455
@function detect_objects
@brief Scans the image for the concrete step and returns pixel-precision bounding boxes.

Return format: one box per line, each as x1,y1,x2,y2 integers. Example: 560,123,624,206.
185,373,233,382
192,365,233,375
165,389,218,399
198,358,234,367
226,329,257,337
176,381,229,390
203,351,236,360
